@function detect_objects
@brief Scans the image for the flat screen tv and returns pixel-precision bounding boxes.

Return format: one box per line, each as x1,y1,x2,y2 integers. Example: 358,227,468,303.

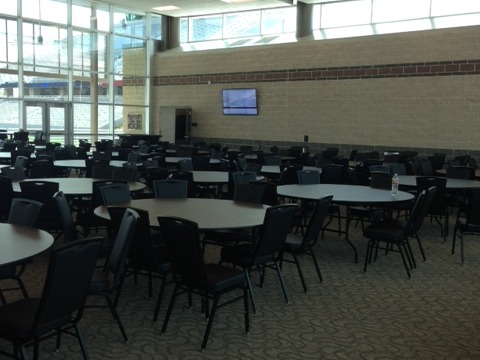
222,88,258,115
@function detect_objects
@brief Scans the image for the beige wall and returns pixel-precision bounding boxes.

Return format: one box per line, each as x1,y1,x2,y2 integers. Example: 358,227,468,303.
151,25,480,156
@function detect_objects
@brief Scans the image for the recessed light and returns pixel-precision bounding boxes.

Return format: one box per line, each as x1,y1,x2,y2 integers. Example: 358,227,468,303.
152,6,179,12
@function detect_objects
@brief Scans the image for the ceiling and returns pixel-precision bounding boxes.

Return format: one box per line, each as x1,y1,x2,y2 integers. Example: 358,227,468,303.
97,0,328,17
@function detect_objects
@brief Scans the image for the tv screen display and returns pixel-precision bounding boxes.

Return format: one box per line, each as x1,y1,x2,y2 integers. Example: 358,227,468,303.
222,88,258,115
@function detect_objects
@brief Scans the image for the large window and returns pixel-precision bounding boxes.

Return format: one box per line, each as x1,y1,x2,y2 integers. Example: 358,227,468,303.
0,0,160,144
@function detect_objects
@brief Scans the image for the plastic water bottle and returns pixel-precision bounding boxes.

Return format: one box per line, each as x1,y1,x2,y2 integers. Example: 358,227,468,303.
391,173,400,196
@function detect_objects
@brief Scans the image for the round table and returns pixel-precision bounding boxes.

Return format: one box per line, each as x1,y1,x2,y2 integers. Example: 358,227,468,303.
53,159,141,168
13,177,146,195
0,223,54,266
436,168,480,179
95,198,269,230
398,175,480,190
191,171,228,184
277,184,414,204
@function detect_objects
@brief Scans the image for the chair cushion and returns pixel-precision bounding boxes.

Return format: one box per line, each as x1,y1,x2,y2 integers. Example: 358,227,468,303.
364,219,406,243
205,264,245,293
283,234,303,253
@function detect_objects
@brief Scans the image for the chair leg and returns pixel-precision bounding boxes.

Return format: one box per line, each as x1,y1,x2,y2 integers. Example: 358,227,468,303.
292,254,307,293
161,284,179,334
413,233,426,262
460,233,465,264
201,295,220,350
398,244,412,278
452,227,458,255
273,261,288,304
105,296,128,343
244,270,257,314
243,285,250,335
73,323,90,360
309,250,323,283
153,275,168,324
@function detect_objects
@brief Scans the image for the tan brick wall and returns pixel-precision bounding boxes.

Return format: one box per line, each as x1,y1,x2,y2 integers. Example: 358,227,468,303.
151,25,480,155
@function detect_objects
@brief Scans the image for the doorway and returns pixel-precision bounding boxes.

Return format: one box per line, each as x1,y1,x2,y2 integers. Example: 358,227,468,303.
24,101,72,145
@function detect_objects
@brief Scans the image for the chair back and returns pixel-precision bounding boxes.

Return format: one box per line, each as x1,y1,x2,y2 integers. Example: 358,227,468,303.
14,155,28,169
1,166,26,181
30,159,55,178
263,156,282,165
418,159,434,176
232,171,256,186
32,237,103,338
168,170,195,197
91,163,114,179
0,175,14,220
192,156,211,170
53,191,77,243
244,163,262,174
446,166,475,180
178,158,193,171
370,171,392,190
346,166,359,185
157,217,207,288
321,164,344,184
111,166,137,181
19,181,60,229
388,163,407,175
415,176,447,211
153,179,188,199
146,167,169,190
404,187,437,235
463,189,480,226
252,180,278,206
252,204,297,262
369,165,390,174
8,198,43,227
105,208,139,282
278,165,302,185
99,182,131,205
298,169,321,184
233,183,265,204
301,196,333,250
92,150,111,161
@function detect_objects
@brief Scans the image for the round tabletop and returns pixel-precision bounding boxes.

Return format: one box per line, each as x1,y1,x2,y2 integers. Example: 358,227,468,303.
0,223,54,266
436,168,480,179
191,170,228,183
95,198,269,230
53,159,141,168
277,184,414,204
13,177,146,195
260,165,318,175
398,175,480,189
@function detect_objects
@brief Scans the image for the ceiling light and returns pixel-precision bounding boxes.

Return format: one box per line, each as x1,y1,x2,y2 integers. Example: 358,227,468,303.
152,6,179,12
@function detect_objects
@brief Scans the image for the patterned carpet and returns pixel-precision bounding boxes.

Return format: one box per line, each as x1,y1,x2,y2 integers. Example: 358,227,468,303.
1,209,480,360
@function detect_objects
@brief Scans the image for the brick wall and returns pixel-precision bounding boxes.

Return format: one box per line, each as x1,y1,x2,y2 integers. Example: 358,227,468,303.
151,25,480,158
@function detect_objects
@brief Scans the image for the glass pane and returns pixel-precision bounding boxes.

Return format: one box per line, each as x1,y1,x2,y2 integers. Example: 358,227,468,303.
23,75,69,101
180,18,188,43
98,104,112,134
224,11,260,39
72,30,107,74
373,0,430,23
375,19,432,34
49,105,66,132
321,0,371,28
72,1,94,29
73,103,92,133
0,100,20,130
25,104,43,131
151,15,162,40
114,10,146,38
262,7,296,35
0,73,19,98
433,13,480,29
1,1,17,16
42,0,67,25
431,0,480,16
113,35,145,75
190,15,222,42
95,6,110,32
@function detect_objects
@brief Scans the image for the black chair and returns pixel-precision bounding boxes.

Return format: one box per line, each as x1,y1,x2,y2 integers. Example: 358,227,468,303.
0,198,43,304
84,159,109,178
87,208,139,343
1,166,26,181
91,163,114,179
19,181,61,234
153,179,188,199
277,165,302,185
297,169,321,184
145,167,169,191
0,175,14,221
363,187,436,278
13,131,29,144
418,159,434,176
157,216,249,350
107,207,170,323
111,166,137,181
416,176,449,241
99,182,131,205
178,158,193,171
388,163,407,175
0,237,103,360
233,182,265,204
220,204,297,313
168,170,196,197
446,166,475,180
281,196,332,293
192,155,211,170
53,191,81,244
29,159,56,178
452,188,480,264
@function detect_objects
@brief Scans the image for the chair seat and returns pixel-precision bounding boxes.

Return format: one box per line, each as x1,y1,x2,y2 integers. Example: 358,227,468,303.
455,218,480,234
204,264,245,293
363,219,407,243
283,236,303,252
220,243,275,267
88,269,110,293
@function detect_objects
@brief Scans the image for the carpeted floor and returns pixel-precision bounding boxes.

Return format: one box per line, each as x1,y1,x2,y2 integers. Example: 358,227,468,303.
1,209,480,360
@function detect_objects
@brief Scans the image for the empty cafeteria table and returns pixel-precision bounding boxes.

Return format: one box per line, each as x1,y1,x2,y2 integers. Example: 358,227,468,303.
12,178,145,196
95,198,268,231
0,223,54,266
